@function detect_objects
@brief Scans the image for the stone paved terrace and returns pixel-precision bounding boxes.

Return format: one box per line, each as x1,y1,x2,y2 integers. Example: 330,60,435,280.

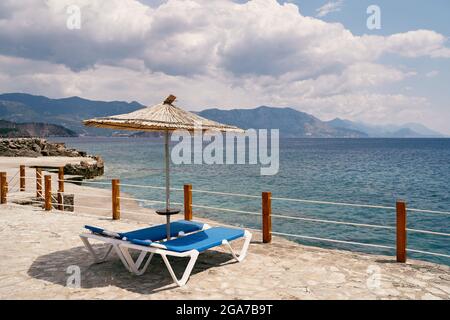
0,205,449,300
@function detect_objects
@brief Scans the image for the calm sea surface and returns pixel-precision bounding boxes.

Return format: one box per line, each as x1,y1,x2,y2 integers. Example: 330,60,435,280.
52,137,450,265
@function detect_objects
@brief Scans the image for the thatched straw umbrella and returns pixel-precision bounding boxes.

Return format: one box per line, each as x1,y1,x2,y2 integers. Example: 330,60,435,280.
84,95,243,239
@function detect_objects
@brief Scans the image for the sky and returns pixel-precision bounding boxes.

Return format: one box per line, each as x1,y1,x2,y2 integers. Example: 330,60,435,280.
0,0,449,134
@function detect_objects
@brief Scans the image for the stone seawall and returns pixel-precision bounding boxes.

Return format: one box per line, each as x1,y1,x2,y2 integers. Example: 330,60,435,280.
0,138,104,179
64,156,104,179
0,138,85,157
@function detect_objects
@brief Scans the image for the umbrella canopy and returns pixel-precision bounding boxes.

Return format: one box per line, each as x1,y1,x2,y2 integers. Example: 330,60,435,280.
83,95,244,239
84,95,243,133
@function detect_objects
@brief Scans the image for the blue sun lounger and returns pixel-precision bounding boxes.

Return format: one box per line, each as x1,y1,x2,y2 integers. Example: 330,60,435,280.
118,226,252,286
80,220,209,272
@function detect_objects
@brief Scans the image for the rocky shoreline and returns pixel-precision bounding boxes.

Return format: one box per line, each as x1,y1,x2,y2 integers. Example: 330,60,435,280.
0,138,85,157
63,156,104,179
0,138,104,179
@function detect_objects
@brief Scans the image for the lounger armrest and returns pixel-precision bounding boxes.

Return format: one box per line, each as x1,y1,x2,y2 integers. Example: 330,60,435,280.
103,230,121,238
84,225,120,238
128,238,171,250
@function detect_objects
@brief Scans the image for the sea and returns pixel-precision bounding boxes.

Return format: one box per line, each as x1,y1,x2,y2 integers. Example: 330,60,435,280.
50,137,450,265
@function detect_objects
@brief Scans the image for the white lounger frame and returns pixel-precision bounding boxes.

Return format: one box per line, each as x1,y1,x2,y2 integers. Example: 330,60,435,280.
79,223,210,272
119,230,252,287
80,233,134,271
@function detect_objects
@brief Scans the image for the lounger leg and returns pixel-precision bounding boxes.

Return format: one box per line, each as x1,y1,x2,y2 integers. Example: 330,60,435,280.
112,246,133,272
160,251,199,287
135,251,149,269
119,246,155,276
80,235,135,272
222,230,252,262
80,236,114,263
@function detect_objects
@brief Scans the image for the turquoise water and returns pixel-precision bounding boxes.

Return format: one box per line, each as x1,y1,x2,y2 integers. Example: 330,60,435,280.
52,137,450,265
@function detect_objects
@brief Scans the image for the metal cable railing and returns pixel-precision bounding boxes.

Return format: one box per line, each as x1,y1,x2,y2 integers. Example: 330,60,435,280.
272,196,396,210
3,171,449,262
406,228,450,237
20,176,450,216
68,192,111,199
191,188,260,199
272,213,394,230
119,182,183,192
272,213,450,237
7,170,19,184
10,177,450,219
118,196,165,203
271,231,396,250
269,198,449,259
191,203,261,216
8,177,20,191
406,248,450,259
407,208,450,216
47,202,111,211
58,179,111,186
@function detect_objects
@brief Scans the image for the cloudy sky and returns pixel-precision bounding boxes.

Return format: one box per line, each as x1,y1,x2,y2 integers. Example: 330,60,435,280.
0,0,449,133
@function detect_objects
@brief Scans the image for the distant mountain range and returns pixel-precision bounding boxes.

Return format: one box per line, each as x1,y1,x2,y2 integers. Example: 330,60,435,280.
197,107,366,138
0,93,143,136
0,119,77,137
326,118,445,138
0,93,446,138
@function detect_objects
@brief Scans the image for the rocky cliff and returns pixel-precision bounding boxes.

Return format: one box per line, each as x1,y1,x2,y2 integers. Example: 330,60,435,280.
0,119,77,138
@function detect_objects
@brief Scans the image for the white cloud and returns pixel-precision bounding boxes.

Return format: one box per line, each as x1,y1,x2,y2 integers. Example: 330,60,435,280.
0,0,448,76
297,93,430,124
0,54,424,120
0,0,449,132
0,54,253,108
425,70,439,78
316,0,344,18
384,30,450,58
278,63,415,99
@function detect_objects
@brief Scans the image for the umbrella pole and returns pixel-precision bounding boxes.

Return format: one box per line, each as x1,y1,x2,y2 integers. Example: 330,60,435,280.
165,130,171,240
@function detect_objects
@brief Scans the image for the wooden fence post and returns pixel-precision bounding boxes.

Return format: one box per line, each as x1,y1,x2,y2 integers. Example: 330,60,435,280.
57,167,64,210
44,175,52,211
262,191,272,243
20,165,25,191
112,179,120,220
184,184,193,221
36,168,42,198
0,172,6,204
396,200,407,263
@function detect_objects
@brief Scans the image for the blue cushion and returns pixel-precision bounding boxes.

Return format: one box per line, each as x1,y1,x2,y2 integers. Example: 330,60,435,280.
85,220,204,241
130,227,245,253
